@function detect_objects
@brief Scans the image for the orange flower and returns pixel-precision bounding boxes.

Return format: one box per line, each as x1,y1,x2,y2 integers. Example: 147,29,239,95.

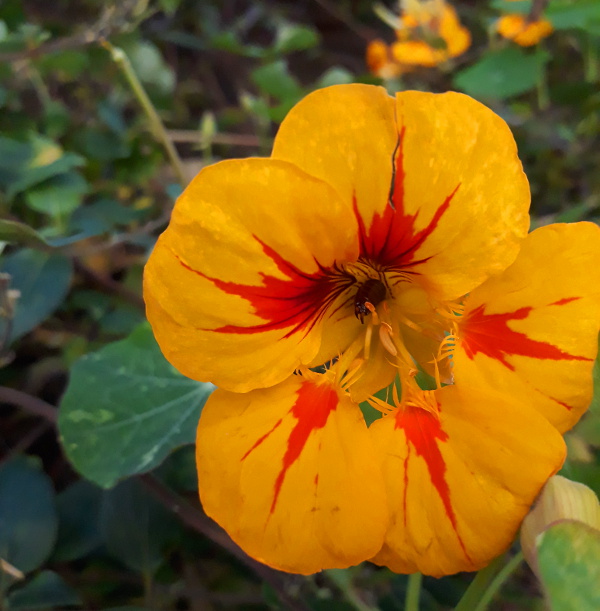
144,85,600,575
366,0,471,76
496,5,553,47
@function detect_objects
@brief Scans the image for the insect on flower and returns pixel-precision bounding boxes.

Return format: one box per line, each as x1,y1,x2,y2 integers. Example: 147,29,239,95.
354,278,387,323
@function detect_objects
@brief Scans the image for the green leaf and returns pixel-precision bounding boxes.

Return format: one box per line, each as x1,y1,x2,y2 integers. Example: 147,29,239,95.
0,249,73,342
24,172,89,220
251,60,303,102
58,323,213,488
454,47,549,100
317,67,354,89
0,457,57,575
537,521,600,610
546,0,600,30
0,219,50,249
4,134,85,200
51,480,103,562
125,41,175,94
574,339,600,446
99,478,182,574
273,23,320,54
6,571,81,609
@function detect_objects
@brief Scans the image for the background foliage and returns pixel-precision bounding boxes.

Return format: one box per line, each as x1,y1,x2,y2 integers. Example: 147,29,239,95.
1,0,599,609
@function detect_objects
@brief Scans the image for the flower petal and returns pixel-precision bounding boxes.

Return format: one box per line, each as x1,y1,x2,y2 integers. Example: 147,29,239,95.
196,374,388,574
454,222,600,433
391,4,471,66
497,15,553,46
272,84,398,226
274,86,530,301
387,91,530,300
369,385,565,576
144,158,360,392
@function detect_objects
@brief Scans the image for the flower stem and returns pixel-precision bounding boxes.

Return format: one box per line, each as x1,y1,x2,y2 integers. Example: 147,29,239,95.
454,551,523,611
101,39,187,188
325,569,380,611
405,572,422,611
585,36,599,83
536,49,550,111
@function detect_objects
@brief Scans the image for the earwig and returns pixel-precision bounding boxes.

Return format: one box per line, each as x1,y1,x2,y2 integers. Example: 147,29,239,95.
354,278,387,324
387,133,401,210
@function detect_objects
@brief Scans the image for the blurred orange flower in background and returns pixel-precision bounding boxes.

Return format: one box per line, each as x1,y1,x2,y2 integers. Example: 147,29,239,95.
367,0,471,77
497,14,554,46
496,0,554,46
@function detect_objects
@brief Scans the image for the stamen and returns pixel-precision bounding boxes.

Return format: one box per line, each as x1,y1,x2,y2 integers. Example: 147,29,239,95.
364,322,374,360
379,322,398,356
365,301,380,325
340,358,366,391
367,394,397,415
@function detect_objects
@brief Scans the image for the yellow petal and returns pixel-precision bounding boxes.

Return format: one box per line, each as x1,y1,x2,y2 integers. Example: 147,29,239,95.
272,84,398,230
390,91,530,300
369,385,565,576
454,222,600,433
196,374,388,574
144,158,360,392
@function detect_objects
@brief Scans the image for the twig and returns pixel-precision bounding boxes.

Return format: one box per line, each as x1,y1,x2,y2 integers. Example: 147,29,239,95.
527,0,550,23
73,260,145,311
0,0,144,64
0,421,51,466
168,130,262,147
311,0,377,42
0,387,57,423
102,40,188,188
139,473,311,611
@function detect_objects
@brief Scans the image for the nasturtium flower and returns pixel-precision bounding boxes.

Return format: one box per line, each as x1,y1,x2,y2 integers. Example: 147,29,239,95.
366,0,471,77
144,85,529,396
496,2,553,47
144,84,600,576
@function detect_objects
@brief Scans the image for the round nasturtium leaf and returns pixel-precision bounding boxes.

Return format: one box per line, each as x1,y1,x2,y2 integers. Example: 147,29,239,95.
58,323,213,488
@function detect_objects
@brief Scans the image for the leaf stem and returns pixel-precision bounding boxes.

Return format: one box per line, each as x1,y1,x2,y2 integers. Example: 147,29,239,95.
325,569,381,611
405,572,422,611
101,40,187,188
536,48,549,111
455,551,523,611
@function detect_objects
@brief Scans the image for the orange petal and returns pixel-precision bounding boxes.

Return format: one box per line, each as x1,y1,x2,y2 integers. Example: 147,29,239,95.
274,86,529,301
366,40,404,78
196,374,388,574
272,84,398,232
385,91,530,301
454,222,600,433
391,5,471,66
369,385,565,576
144,158,360,392
497,14,553,46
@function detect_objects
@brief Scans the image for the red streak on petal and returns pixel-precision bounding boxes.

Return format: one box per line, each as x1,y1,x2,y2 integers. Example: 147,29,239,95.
550,297,581,307
239,380,338,515
174,239,353,338
396,405,470,561
549,396,574,411
241,418,283,461
269,382,338,514
461,304,591,370
353,127,459,269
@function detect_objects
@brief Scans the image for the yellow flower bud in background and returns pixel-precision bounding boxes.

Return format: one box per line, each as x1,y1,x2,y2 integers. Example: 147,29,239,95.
521,475,600,575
